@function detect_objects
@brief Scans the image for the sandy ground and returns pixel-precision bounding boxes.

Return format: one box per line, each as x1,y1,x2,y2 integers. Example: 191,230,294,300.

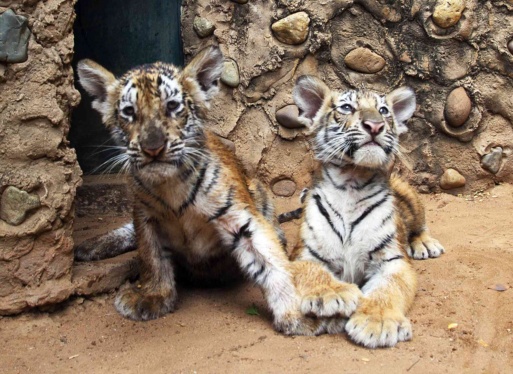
2,184,513,374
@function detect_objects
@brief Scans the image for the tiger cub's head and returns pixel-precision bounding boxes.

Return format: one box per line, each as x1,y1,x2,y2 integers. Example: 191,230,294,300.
77,46,224,175
293,76,416,170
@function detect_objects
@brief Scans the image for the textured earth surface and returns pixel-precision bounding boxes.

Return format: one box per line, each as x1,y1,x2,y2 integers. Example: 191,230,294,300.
1,184,513,374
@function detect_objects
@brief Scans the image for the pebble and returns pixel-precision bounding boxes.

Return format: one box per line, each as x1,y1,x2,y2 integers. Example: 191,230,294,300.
508,39,513,54
276,105,305,129
0,186,41,225
193,16,215,38
432,0,465,29
344,47,386,74
221,59,240,88
445,87,471,127
271,12,310,45
481,147,502,174
272,179,297,197
440,169,466,190
0,9,31,63
231,0,249,3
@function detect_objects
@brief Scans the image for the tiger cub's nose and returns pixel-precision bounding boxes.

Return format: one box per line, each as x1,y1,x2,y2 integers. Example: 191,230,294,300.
142,144,166,158
363,120,385,135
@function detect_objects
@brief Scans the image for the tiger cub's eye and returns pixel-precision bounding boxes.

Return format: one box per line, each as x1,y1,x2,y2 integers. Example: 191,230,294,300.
122,106,135,117
166,100,180,112
379,107,389,115
340,104,354,113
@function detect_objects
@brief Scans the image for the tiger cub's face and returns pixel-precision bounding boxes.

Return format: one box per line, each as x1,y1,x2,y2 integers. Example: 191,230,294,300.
293,76,416,170
77,46,224,176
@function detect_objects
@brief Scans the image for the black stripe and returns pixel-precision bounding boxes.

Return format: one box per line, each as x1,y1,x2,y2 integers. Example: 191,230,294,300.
383,255,404,262
306,244,331,265
231,219,252,251
324,166,346,190
250,265,266,283
133,176,174,212
350,194,390,233
207,187,235,222
203,164,221,194
353,174,377,191
356,187,385,205
381,212,394,226
368,233,395,260
313,194,344,244
178,163,208,215
256,182,269,219
393,190,415,216
277,207,303,223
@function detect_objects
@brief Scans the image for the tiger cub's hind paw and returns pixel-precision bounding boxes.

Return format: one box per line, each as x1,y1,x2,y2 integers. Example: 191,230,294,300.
409,231,445,260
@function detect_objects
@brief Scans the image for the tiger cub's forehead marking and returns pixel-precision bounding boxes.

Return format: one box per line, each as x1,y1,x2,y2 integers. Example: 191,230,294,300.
335,90,387,109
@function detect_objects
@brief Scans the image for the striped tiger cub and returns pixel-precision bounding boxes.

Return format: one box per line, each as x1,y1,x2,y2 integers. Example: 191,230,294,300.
291,76,445,347
75,46,361,335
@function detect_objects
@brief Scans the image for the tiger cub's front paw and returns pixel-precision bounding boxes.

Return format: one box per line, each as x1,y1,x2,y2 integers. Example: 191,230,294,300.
274,313,347,336
114,283,176,321
409,231,445,260
345,305,412,348
301,282,362,318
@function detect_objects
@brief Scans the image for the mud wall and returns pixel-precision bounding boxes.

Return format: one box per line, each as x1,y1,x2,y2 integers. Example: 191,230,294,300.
0,1,81,314
182,0,513,202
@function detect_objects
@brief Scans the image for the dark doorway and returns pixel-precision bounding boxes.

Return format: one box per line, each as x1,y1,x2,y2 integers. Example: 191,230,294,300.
70,0,184,174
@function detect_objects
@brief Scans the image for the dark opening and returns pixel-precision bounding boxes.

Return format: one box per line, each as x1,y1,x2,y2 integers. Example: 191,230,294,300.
70,0,184,174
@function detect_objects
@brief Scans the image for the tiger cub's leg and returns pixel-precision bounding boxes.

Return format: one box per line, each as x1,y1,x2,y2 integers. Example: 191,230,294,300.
391,177,445,260
115,213,176,321
290,260,361,319
345,256,417,348
74,223,137,261
345,217,417,348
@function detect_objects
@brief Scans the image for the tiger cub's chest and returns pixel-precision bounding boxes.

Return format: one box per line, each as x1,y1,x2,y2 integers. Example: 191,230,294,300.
302,178,395,284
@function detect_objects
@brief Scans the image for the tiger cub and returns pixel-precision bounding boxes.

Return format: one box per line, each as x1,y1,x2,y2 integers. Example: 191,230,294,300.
291,76,445,347
75,46,361,335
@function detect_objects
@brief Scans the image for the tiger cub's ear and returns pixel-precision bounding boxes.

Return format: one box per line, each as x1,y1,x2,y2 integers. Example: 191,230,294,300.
76,59,117,118
386,86,416,135
181,45,224,106
293,75,331,129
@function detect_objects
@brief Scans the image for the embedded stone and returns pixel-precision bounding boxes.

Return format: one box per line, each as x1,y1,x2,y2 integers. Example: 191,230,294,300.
272,179,297,197
344,47,386,74
193,16,215,38
231,0,249,3
440,169,466,190
0,9,31,63
445,87,472,127
271,12,310,45
432,0,465,29
221,59,240,88
0,186,41,225
481,147,503,175
508,39,513,55
276,105,305,129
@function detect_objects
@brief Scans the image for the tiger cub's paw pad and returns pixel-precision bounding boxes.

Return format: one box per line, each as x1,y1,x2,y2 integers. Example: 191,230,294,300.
114,284,176,321
409,234,445,260
345,310,412,348
301,283,362,318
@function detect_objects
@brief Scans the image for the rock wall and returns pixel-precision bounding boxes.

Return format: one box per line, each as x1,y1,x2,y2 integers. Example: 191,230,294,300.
181,0,513,201
0,1,81,314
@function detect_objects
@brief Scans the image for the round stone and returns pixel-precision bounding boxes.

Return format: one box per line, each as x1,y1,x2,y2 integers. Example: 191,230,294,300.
231,0,248,3
344,47,386,74
220,59,240,88
272,179,297,197
271,12,310,45
445,87,472,127
440,169,466,190
508,39,513,54
481,147,503,174
193,16,215,38
432,0,465,29
276,105,305,129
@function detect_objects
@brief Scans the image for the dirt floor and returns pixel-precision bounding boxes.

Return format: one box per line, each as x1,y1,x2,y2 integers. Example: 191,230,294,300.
1,183,513,374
